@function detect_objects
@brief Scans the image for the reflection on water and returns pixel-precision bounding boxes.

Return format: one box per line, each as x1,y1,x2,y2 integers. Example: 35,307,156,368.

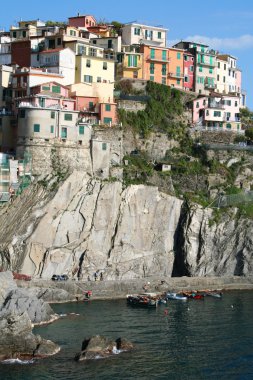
1,291,253,380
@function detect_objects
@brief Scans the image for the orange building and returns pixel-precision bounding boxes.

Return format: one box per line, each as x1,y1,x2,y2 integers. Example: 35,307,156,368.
140,45,170,85
168,48,184,89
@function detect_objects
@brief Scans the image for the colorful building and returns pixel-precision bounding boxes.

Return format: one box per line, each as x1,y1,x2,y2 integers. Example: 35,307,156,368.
121,23,167,48
173,41,217,95
168,48,184,89
140,45,169,85
193,94,242,132
183,52,194,91
117,45,143,80
68,14,96,28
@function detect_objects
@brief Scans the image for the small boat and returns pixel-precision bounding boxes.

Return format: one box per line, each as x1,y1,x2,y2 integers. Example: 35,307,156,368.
158,298,167,305
166,293,188,301
126,294,158,308
206,292,222,298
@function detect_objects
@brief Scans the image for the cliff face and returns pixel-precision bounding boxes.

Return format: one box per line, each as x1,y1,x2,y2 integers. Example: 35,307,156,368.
0,172,252,279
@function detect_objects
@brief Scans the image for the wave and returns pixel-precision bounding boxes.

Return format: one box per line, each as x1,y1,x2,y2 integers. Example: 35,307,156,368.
2,358,35,365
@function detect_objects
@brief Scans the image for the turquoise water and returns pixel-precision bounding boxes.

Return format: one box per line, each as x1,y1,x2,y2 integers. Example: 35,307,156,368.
1,290,253,379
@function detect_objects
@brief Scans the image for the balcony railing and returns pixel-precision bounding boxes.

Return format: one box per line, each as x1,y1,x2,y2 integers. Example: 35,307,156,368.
146,55,169,63
204,83,217,89
206,102,224,109
168,72,184,78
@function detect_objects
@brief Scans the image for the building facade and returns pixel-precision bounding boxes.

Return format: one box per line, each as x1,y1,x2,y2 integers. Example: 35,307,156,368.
121,23,167,47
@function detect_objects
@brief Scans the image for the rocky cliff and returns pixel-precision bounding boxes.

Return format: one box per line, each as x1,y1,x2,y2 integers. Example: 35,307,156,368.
0,172,252,279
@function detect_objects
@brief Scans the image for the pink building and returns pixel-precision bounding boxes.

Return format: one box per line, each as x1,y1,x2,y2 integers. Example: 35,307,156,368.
193,94,242,132
68,14,96,28
74,95,117,125
183,52,194,91
16,82,76,111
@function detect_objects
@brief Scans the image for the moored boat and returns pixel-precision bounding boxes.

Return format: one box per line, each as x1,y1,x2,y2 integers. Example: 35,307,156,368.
166,292,188,301
126,294,158,308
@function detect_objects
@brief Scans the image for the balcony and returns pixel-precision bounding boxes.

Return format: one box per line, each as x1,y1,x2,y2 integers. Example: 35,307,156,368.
124,64,142,70
168,72,184,79
204,83,217,90
146,55,169,63
206,101,224,109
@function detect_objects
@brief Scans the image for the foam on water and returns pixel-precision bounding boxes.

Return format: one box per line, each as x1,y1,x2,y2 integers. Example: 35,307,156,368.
2,358,35,365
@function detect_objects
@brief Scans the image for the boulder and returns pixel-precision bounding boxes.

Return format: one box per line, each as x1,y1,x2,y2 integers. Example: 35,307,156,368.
75,335,134,361
1,288,57,324
0,311,60,360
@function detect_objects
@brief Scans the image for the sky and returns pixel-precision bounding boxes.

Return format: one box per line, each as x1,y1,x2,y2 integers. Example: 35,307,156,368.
2,0,253,108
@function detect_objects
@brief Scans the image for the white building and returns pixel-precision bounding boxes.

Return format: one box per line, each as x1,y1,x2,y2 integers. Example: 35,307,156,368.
0,35,11,65
32,48,76,85
121,22,167,47
216,54,238,95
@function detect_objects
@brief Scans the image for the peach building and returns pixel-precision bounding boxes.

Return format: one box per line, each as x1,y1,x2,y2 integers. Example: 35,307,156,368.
140,45,169,85
168,48,184,89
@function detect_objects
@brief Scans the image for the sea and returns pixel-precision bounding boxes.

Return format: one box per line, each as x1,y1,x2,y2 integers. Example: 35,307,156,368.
0,290,253,380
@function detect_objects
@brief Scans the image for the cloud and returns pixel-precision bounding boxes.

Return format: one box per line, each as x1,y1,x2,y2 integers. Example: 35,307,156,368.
168,34,253,50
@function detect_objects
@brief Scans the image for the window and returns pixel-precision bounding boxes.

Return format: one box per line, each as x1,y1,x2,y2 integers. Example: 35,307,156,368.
158,31,162,39
162,77,166,85
150,75,154,81
196,102,199,108
176,79,180,85
103,62,107,70
34,124,40,132
108,40,112,48
64,113,72,121
50,125,54,133
105,104,111,111
86,59,91,67
70,30,76,36
190,66,194,72
78,45,86,55
128,55,137,67
206,110,209,116
103,118,112,125
134,27,140,35
201,46,205,53
102,142,107,150
84,75,93,83
52,85,61,93
57,38,62,46
210,56,213,66
162,63,166,75
19,109,26,118
209,68,213,74
214,111,221,117
150,63,155,74
177,52,181,59
176,66,181,77
13,31,17,38
235,101,238,107
42,85,50,91
97,77,101,83
22,31,26,38
218,62,220,68
162,50,167,61
217,74,220,81
133,70,138,79
199,65,203,72
61,127,67,138
150,49,155,59
223,76,226,83
184,76,189,83
51,111,55,119
89,102,94,109
184,55,188,62
226,123,232,129
79,125,85,135
145,30,153,39
224,64,226,70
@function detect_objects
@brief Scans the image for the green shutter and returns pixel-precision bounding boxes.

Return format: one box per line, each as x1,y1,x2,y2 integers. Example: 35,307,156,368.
150,49,155,59
50,125,54,133
52,85,61,93
134,55,137,67
162,50,167,61
64,113,72,121
103,118,112,124
79,125,84,135
128,55,131,67
33,124,40,132
105,104,111,111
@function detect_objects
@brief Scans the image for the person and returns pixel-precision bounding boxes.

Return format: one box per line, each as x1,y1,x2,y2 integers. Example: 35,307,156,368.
100,272,103,281
94,272,97,281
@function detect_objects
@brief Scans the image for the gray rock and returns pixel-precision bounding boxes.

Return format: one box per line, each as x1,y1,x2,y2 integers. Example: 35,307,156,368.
1,288,57,324
75,335,134,361
0,311,60,360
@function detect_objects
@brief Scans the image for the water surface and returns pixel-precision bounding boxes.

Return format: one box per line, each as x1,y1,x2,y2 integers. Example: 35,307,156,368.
1,290,253,379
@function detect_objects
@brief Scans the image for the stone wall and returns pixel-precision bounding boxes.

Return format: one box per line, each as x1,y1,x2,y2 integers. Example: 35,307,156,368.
117,99,146,113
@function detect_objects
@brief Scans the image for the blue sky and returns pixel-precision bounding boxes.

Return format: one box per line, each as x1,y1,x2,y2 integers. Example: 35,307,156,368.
2,0,253,108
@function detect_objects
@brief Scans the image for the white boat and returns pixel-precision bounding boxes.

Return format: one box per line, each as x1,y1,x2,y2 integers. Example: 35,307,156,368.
167,292,187,301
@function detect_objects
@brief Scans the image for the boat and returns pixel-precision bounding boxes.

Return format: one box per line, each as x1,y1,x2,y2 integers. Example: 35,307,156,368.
158,298,167,305
126,294,158,308
206,292,222,298
166,292,188,301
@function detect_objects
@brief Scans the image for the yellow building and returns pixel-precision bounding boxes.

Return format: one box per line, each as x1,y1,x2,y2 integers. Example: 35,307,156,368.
75,47,115,84
118,52,143,80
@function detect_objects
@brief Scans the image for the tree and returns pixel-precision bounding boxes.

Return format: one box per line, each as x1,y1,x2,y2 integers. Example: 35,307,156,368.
245,127,253,141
